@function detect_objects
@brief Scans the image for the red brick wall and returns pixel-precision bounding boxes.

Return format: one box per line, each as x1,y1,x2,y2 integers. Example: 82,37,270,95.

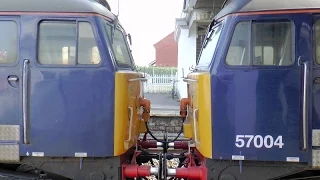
154,32,178,67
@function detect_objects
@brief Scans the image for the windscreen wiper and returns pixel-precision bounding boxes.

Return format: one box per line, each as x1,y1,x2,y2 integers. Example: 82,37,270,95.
111,15,119,44
208,19,216,32
111,0,120,44
202,19,216,48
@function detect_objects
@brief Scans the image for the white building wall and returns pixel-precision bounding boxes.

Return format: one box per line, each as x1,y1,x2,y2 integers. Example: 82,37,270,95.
177,24,197,99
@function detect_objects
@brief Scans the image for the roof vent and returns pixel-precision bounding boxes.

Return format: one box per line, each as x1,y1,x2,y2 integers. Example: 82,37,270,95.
95,0,111,11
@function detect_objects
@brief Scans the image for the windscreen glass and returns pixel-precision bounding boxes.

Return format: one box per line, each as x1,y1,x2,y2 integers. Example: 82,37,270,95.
197,22,223,68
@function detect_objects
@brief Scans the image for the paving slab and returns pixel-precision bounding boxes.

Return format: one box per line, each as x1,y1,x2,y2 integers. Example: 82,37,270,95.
144,93,180,116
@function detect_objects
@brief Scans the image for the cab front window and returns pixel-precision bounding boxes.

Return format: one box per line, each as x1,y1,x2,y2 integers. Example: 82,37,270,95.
105,23,133,68
197,22,223,69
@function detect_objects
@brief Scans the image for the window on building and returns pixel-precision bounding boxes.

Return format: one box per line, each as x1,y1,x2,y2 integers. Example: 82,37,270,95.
0,21,18,64
38,21,101,65
226,21,293,66
105,23,133,68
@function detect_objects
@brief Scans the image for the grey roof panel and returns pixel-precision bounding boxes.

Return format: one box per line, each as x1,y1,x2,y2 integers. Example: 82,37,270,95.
0,0,115,20
241,0,320,12
215,0,320,19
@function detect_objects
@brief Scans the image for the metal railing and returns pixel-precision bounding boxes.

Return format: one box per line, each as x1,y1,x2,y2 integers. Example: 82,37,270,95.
143,74,178,94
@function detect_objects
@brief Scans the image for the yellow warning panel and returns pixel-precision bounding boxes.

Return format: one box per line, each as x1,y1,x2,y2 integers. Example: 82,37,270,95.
185,72,212,158
113,71,148,156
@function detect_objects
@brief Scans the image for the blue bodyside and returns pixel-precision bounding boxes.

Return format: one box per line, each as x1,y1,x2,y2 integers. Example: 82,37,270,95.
0,16,21,127
16,15,116,157
210,14,314,163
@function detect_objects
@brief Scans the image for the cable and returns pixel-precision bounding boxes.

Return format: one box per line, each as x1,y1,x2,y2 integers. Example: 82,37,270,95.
143,117,186,179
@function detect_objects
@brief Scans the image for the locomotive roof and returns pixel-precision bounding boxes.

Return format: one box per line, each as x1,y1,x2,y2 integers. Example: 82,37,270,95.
215,0,320,19
0,0,115,19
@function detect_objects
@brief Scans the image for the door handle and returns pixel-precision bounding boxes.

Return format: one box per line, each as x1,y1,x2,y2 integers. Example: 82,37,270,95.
23,59,29,144
125,106,133,142
299,57,308,151
193,108,200,144
8,76,18,81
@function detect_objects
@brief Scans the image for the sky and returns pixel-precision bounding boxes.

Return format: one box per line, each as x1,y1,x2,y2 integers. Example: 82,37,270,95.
108,0,184,66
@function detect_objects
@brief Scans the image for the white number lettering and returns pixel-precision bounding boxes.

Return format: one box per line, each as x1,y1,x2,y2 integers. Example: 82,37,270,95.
235,135,245,148
254,135,263,148
235,135,284,148
244,135,254,148
264,135,273,148
274,136,284,148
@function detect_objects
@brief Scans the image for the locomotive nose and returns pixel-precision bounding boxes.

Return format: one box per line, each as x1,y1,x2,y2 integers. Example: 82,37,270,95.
113,72,150,155
180,72,212,158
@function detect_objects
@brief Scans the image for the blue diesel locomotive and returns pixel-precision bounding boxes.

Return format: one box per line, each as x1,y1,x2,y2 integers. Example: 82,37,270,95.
6,0,320,179
179,0,320,179
0,0,153,179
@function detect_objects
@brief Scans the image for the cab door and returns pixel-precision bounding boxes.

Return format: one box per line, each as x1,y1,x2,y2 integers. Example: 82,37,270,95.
213,14,311,163
0,17,22,163
23,17,115,157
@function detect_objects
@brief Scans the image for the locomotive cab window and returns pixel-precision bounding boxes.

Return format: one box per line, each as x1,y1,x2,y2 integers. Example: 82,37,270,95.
105,23,133,68
197,22,223,68
226,20,293,66
0,21,18,64
38,21,101,65
78,22,101,64
226,22,250,66
315,20,320,64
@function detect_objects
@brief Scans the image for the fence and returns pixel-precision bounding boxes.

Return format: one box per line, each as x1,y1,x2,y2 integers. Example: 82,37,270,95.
143,74,178,93
137,66,178,94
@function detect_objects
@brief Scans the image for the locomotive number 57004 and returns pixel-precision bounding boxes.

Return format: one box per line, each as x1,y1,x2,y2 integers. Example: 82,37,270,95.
235,135,284,149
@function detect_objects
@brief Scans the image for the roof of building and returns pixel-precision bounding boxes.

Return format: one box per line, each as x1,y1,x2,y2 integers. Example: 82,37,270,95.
0,0,115,19
215,0,320,19
153,32,175,47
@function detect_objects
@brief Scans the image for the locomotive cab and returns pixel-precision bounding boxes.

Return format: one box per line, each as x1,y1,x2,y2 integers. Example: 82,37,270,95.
0,0,150,179
180,0,320,179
